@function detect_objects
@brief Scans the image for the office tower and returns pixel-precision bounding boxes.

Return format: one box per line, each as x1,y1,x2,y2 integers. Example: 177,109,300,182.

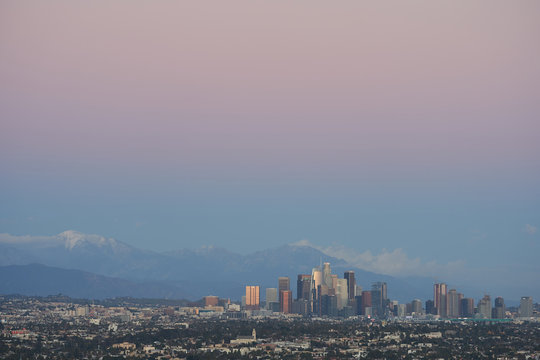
425,300,435,315
297,274,311,300
460,298,474,317
323,262,333,289
457,292,464,317
361,290,372,315
434,283,448,317
292,299,310,316
265,288,278,310
371,282,387,317
493,297,505,319
411,299,422,315
477,295,491,319
519,296,533,318
320,295,338,316
311,267,322,304
397,304,407,318
355,285,363,299
204,296,219,307
331,274,338,290
336,278,348,310
245,286,260,310
344,271,356,299
280,290,292,313
278,277,290,292
447,289,459,318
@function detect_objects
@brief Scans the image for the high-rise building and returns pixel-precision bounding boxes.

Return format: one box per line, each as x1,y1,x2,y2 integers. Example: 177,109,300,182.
434,283,448,317
519,296,533,318
320,295,338,316
278,277,290,292
280,290,293,313
344,271,356,299
477,295,491,319
425,300,435,315
297,275,311,301
457,292,464,316
323,262,333,289
371,282,387,317
411,299,422,315
336,278,348,310
447,289,459,318
265,288,278,310
361,290,372,316
245,286,260,310
311,267,322,300
460,298,474,317
493,297,505,319
204,296,219,307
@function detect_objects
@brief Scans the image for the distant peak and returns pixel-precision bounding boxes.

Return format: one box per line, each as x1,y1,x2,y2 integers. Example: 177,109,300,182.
57,230,118,250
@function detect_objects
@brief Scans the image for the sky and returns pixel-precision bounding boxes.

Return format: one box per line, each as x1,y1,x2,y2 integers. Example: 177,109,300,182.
1,1,539,298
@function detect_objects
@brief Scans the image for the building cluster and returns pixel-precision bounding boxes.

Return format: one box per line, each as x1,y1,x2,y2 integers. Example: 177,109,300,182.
427,283,534,320
1,294,539,360
242,262,536,321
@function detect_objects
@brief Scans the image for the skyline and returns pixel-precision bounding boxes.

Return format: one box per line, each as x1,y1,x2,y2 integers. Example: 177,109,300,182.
1,1,539,302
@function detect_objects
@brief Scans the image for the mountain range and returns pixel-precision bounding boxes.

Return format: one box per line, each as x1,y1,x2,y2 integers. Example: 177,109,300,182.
0,231,433,301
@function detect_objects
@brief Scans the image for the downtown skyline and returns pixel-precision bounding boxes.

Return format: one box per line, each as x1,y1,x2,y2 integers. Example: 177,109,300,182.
1,1,539,303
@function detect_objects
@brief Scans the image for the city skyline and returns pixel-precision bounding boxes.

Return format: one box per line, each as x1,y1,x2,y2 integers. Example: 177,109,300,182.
1,1,539,305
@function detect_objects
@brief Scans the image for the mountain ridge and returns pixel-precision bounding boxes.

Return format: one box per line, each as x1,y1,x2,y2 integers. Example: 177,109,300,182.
0,231,433,301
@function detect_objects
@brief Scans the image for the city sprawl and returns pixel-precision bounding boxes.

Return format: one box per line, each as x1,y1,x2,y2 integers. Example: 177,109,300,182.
1,261,539,359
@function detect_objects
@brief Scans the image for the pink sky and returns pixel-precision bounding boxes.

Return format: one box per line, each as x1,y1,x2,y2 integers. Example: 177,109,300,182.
1,1,539,181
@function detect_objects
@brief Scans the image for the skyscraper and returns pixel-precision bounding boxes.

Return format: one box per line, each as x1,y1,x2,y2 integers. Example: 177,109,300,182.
371,282,387,317
361,290,372,316
434,283,448,317
323,262,333,289
336,278,348,310
266,288,278,309
519,296,533,318
297,274,311,301
493,297,505,319
278,277,291,312
411,299,422,315
477,295,491,319
344,271,356,300
245,286,260,310
278,277,290,293
460,298,474,317
280,290,293,313
310,267,322,312
447,289,459,318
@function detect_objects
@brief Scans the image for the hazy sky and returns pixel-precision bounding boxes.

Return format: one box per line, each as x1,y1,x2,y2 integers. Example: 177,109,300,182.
1,1,539,298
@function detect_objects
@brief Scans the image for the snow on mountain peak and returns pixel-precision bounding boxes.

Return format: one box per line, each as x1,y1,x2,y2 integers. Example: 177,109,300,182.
58,230,118,250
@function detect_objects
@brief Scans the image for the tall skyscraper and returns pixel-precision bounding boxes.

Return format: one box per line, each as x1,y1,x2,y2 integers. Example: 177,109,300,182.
519,296,533,318
361,290,372,316
434,283,448,317
280,290,293,313
245,286,260,310
411,299,422,315
278,277,290,293
371,282,387,317
336,278,348,310
297,274,311,301
447,289,459,318
323,262,333,289
278,277,291,312
344,271,356,300
477,295,491,319
265,288,278,310
310,267,322,312
493,297,505,319
460,298,474,317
